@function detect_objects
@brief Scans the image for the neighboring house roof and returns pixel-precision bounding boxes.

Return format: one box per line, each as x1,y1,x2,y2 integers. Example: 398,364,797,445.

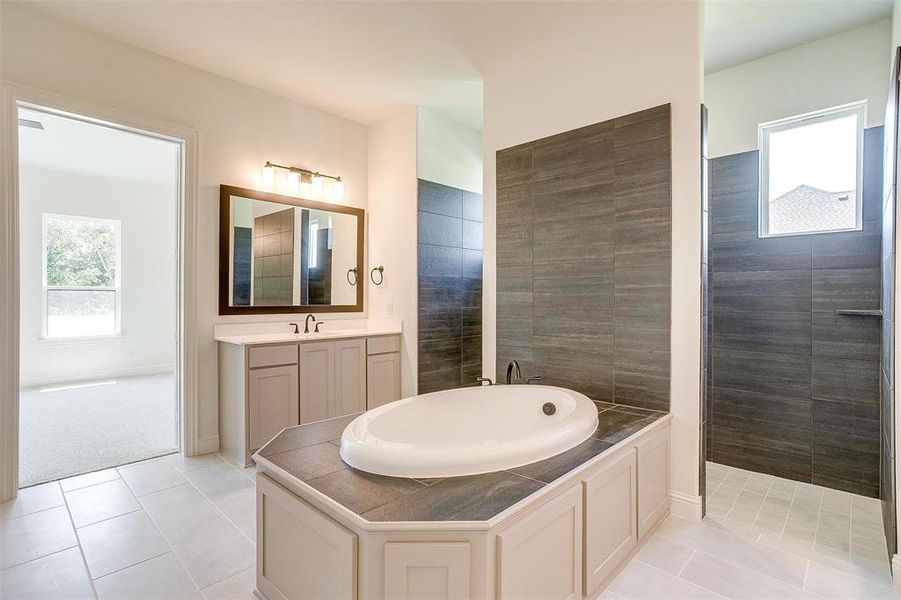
768,184,856,235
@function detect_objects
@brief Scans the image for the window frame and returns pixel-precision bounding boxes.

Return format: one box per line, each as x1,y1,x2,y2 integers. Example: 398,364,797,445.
758,100,866,238
41,212,123,341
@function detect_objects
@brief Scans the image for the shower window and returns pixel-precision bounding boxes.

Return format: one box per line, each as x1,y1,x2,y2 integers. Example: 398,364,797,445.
758,101,865,237
42,213,122,339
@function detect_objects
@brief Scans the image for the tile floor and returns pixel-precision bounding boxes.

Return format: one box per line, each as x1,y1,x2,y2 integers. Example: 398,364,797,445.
606,462,900,599
1,452,256,600
3,458,899,599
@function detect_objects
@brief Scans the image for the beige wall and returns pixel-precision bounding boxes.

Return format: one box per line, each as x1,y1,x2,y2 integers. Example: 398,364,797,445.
1,3,369,449
705,19,891,158
480,0,704,513
367,109,419,398
417,107,482,194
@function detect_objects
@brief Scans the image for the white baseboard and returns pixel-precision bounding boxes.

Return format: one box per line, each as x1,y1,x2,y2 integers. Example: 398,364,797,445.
670,490,703,523
196,435,220,456
892,554,901,590
21,364,175,388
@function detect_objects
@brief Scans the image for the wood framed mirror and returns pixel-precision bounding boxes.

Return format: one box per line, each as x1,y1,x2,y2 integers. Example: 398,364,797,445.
219,185,364,315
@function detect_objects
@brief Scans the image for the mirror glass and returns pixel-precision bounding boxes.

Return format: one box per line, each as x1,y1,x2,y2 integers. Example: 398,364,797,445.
222,187,363,313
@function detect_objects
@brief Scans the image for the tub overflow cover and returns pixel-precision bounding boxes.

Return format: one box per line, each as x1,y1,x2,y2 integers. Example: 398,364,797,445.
542,402,556,416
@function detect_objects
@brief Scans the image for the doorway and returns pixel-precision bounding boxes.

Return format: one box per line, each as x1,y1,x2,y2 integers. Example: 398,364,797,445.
16,104,183,487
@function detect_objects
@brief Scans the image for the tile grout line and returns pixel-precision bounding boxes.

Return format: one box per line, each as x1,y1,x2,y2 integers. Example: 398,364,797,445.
747,476,776,532
59,481,101,599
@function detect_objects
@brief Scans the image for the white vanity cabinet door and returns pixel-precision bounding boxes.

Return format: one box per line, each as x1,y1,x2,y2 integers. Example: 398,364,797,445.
299,341,335,424
497,484,582,600
257,474,357,600
636,425,671,539
384,542,471,599
583,447,637,595
248,365,299,451
334,339,367,417
367,352,401,409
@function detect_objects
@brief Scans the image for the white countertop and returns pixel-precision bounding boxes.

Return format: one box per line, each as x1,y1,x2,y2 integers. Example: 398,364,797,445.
214,323,402,346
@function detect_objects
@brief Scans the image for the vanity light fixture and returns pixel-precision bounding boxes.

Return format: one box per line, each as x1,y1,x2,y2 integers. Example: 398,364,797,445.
286,169,300,192
261,161,345,200
261,162,276,186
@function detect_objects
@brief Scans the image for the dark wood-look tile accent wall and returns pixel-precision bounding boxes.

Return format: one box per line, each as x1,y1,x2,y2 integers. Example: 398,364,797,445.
707,127,884,497
417,180,483,393
253,207,295,306
495,104,672,412
700,104,709,513
880,62,897,552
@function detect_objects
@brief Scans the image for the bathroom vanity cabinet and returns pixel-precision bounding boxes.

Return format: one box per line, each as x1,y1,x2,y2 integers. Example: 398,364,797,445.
217,330,402,467
253,413,671,600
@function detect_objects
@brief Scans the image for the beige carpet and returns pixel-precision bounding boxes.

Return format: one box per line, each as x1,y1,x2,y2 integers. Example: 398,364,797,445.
18,373,178,487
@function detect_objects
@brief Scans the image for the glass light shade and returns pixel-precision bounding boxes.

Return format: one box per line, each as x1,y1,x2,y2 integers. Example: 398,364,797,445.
261,164,275,186
311,174,324,195
333,178,345,200
286,170,300,192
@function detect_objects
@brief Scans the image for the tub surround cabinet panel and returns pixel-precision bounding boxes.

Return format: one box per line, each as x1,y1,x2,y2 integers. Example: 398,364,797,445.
707,127,884,497
256,474,357,600
253,409,671,600
495,105,672,412
217,333,402,467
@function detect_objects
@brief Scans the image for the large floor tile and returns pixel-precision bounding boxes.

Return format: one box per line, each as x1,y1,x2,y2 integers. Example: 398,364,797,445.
60,469,120,493
93,552,200,599
608,559,719,599
679,551,813,599
183,463,253,503
77,511,169,579
0,506,77,569
166,453,224,473
0,547,95,599
0,482,64,521
139,483,220,538
166,515,255,589
804,559,900,599
200,567,256,600
119,458,187,497
632,535,694,575
65,479,141,528
215,487,255,541
657,516,809,588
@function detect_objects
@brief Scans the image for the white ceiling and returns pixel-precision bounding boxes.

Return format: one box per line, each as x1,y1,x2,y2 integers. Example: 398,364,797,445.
705,0,893,74
18,107,181,186
21,1,896,131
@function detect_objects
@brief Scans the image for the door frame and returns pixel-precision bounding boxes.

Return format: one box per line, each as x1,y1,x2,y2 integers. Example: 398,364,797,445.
0,81,200,500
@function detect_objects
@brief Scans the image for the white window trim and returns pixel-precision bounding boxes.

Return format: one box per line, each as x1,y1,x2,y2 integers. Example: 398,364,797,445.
758,100,866,238
41,212,123,341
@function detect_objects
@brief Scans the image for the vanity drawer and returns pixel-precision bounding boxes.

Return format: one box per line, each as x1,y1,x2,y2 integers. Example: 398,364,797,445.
367,335,400,356
249,344,299,369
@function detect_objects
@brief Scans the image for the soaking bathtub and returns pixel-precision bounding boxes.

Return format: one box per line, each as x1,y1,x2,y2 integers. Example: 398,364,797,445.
339,384,599,478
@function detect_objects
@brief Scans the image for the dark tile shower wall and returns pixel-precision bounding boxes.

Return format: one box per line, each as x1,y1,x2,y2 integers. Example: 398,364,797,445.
253,208,295,306
707,127,884,497
495,104,672,411
417,180,483,393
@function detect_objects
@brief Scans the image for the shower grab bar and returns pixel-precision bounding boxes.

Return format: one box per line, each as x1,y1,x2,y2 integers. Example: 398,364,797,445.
834,309,883,317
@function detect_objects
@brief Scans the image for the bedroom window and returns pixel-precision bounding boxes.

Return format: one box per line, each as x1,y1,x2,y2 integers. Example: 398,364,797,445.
42,213,121,339
758,101,865,237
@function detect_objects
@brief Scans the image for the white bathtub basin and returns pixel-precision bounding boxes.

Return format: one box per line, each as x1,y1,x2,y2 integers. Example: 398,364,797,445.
339,385,599,478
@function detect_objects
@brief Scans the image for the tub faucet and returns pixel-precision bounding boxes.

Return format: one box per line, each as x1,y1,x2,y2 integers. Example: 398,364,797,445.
505,360,521,385
304,314,316,333
475,376,494,386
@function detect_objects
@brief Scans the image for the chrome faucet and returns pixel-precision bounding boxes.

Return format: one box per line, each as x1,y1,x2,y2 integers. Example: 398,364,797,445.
289,322,299,334
475,376,494,386
304,314,316,333
505,360,521,385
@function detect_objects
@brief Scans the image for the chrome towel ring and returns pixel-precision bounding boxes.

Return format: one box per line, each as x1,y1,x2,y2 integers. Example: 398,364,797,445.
370,265,384,286
346,267,358,286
